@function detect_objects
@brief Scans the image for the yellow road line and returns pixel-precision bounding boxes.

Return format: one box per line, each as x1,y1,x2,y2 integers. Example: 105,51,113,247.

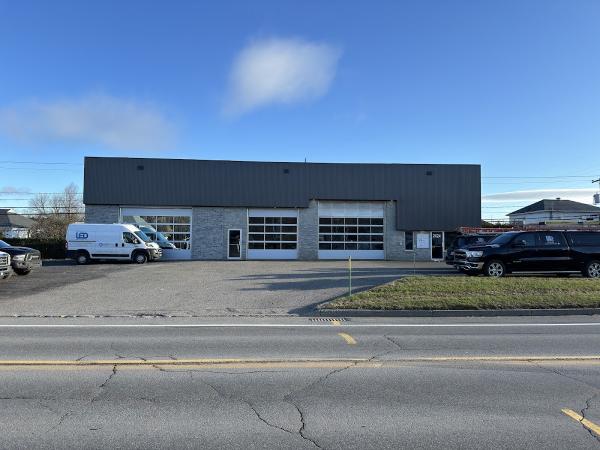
338,332,357,345
562,408,600,436
330,320,342,326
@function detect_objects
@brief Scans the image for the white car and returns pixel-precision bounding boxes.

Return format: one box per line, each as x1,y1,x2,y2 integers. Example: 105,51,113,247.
66,223,162,265
0,251,11,279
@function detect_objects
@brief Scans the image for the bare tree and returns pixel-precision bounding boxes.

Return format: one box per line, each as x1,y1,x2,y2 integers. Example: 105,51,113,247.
28,183,84,240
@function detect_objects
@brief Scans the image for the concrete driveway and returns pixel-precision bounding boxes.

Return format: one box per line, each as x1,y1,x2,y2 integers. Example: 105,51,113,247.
0,260,451,317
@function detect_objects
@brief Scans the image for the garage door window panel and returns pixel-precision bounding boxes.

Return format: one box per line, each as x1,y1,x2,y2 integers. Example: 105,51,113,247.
247,214,297,251
319,216,384,251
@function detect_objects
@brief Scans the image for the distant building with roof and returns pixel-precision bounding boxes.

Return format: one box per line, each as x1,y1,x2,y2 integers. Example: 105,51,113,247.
0,209,34,238
508,199,600,225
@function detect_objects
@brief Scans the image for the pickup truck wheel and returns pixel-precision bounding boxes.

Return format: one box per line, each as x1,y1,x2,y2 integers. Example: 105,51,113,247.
133,252,148,264
76,251,90,265
484,260,506,277
14,268,31,276
584,260,600,278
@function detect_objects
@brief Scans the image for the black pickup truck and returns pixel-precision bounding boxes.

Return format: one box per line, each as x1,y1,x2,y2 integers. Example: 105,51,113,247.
0,240,42,276
445,233,499,266
453,230,600,277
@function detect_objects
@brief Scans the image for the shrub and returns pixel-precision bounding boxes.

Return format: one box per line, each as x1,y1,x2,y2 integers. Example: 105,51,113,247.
2,238,66,259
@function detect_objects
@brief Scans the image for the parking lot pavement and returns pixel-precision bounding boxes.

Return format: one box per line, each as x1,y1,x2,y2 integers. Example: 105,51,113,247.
0,260,451,317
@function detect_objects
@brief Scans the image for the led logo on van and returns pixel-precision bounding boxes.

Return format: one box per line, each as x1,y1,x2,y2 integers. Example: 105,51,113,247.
76,232,89,239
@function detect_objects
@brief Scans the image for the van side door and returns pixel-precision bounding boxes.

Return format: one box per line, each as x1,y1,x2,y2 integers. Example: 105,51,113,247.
535,231,572,271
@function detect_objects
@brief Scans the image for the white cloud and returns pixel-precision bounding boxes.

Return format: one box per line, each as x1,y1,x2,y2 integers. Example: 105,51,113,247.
224,37,342,116
0,94,176,151
0,186,31,195
483,188,597,204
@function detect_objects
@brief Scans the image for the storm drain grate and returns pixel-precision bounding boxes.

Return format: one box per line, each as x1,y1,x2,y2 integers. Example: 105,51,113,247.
309,318,348,322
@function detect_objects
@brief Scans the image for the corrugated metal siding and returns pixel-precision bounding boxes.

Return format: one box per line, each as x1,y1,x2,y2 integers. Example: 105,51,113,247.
84,157,481,231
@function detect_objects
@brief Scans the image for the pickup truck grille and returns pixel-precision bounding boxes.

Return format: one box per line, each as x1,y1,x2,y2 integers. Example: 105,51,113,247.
454,250,467,262
0,255,8,269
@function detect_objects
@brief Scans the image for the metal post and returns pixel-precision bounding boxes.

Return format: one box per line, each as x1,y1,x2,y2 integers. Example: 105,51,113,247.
348,256,352,296
594,178,600,223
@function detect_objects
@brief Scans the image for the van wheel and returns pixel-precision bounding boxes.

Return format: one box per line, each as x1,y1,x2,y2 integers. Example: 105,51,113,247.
76,251,90,265
484,260,506,277
133,252,148,264
584,260,600,278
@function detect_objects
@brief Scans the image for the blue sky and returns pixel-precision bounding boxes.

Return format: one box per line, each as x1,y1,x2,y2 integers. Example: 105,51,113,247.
1,0,599,219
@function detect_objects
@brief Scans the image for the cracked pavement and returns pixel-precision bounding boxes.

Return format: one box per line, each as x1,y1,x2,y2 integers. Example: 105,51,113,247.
1,317,600,448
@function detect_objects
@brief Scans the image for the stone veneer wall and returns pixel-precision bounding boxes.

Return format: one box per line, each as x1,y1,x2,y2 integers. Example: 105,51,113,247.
298,200,318,260
84,205,120,224
191,207,247,260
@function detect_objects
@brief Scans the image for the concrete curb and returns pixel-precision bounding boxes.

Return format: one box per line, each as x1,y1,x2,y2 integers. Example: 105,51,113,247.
318,308,600,318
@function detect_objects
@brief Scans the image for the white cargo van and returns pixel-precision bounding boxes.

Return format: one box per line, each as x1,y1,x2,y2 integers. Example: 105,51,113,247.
66,223,162,265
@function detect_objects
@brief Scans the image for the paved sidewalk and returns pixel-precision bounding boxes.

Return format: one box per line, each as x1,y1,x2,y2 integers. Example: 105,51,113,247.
0,260,451,317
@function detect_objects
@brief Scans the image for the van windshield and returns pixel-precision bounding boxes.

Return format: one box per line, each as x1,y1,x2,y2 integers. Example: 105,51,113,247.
134,231,151,243
138,226,172,244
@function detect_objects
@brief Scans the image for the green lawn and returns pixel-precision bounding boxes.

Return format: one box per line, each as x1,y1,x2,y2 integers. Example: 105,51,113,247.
324,276,600,310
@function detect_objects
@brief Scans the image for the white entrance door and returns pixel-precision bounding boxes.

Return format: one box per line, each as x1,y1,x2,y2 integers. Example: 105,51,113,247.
120,208,193,260
228,229,242,260
431,231,444,260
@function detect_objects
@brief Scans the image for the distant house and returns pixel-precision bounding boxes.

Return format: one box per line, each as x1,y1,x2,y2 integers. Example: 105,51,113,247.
0,209,34,238
508,199,600,225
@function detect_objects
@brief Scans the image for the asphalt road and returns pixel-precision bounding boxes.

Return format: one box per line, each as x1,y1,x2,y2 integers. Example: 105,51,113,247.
1,316,600,449
0,260,451,317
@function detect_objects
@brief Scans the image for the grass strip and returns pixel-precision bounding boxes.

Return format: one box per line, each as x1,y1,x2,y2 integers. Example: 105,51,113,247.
324,276,600,310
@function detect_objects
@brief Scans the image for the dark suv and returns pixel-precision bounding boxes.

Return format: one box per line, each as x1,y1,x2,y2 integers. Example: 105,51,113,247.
0,240,42,276
445,234,499,267
453,231,600,277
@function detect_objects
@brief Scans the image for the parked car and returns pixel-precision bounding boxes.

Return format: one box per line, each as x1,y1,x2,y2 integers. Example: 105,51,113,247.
126,224,176,250
453,230,600,277
66,223,162,264
0,240,42,275
445,234,499,266
0,251,11,279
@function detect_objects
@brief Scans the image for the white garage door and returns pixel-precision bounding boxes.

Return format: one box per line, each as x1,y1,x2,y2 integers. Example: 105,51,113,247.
120,208,192,260
247,209,298,260
318,202,385,260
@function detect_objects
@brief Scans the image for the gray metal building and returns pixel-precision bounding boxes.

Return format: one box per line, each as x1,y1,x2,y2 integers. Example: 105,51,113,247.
84,157,481,261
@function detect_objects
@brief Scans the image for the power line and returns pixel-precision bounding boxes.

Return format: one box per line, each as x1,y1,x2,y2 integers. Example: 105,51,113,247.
0,160,82,165
482,175,593,179
0,193,83,195
0,206,84,210
0,166,81,172
482,180,594,185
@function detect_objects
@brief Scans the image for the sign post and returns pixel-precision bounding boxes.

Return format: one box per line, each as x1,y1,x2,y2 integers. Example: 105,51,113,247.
348,256,352,296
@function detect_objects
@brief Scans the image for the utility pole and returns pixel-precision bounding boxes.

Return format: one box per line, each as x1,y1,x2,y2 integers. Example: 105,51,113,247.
593,178,600,223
